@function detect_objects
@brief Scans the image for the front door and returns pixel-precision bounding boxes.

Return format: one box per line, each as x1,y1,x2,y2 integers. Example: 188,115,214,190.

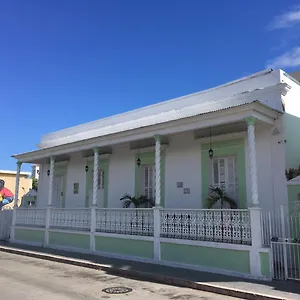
88,169,105,207
53,175,64,208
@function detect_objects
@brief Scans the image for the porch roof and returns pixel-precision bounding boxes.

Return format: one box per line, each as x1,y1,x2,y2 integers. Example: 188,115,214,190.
13,98,283,164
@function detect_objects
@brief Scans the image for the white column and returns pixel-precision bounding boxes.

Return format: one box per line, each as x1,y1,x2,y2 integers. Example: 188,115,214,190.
154,135,162,260
249,207,263,278
90,147,99,251
45,156,55,245
47,156,55,206
246,117,259,207
92,147,99,206
13,161,22,208
10,161,22,242
155,135,161,207
153,207,161,260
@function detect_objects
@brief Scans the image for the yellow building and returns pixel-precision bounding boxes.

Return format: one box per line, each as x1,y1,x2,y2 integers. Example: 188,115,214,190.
0,170,32,209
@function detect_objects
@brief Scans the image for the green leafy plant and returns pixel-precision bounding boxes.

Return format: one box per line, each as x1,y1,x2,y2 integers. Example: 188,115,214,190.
32,177,38,191
206,186,237,209
285,165,300,180
120,194,154,208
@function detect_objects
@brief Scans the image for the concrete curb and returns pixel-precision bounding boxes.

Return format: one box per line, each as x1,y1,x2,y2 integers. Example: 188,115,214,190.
0,245,288,300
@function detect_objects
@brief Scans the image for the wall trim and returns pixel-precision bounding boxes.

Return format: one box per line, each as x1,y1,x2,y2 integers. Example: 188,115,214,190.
160,238,252,251
94,232,154,241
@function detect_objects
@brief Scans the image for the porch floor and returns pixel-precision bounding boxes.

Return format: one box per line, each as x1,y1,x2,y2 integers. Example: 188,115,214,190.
0,241,299,300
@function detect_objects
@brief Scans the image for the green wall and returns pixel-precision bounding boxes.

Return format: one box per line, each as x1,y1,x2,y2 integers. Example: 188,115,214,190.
201,138,247,208
95,236,153,259
49,231,90,249
161,242,250,274
260,252,270,278
135,151,165,207
15,228,44,243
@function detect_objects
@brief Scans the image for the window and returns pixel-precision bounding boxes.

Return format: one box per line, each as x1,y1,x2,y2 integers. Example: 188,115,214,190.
142,165,155,199
98,169,105,190
212,157,237,199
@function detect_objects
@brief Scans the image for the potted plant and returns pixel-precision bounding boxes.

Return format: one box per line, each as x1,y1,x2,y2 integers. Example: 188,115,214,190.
205,186,237,243
120,194,154,208
206,186,237,209
120,194,154,235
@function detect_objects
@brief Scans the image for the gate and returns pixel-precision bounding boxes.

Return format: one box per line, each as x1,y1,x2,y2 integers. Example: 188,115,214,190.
271,238,300,280
262,204,300,281
0,210,13,241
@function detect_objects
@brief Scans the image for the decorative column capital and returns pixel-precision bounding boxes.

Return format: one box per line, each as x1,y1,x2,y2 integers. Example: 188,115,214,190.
245,117,256,126
154,135,161,142
93,147,99,153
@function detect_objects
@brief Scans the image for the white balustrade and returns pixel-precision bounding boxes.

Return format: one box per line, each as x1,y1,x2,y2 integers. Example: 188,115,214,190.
15,208,46,228
160,209,252,245
50,208,91,231
95,209,154,236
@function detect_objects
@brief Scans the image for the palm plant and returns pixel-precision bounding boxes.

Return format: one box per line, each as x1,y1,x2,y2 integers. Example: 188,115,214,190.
120,194,154,208
285,165,300,180
206,186,237,209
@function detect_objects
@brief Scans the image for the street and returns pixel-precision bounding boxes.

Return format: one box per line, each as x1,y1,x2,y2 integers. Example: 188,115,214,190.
0,252,244,300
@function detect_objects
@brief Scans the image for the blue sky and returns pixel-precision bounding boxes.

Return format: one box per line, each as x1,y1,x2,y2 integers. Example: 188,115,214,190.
1,0,300,172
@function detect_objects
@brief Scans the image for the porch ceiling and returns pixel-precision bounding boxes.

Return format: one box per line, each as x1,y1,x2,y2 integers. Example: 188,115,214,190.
130,136,169,150
194,121,247,139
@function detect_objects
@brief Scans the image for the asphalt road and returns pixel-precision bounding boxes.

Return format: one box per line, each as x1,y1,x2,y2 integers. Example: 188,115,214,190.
0,252,244,300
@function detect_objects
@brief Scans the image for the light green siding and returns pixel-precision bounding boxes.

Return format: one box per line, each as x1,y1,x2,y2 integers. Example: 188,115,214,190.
49,231,90,249
161,242,250,274
284,113,300,169
95,236,153,259
15,228,44,243
135,151,165,207
201,138,247,208
260,252,270,278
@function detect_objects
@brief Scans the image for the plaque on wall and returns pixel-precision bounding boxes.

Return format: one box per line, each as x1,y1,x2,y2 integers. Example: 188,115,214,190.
73,183,79,194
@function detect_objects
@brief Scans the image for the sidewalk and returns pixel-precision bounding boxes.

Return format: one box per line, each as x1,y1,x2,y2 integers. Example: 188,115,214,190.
0,241,299,300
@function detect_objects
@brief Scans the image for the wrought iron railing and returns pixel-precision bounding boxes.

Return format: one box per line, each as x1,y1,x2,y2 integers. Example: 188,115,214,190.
160,209,252,245
95,208,154,236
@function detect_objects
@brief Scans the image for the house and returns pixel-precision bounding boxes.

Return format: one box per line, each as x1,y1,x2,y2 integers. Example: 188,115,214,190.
31,165,40,180
9,69,300,280
0,170,32,209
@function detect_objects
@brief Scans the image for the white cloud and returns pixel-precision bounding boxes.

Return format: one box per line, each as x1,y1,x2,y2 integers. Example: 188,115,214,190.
269,6,300,30
266,47,300,68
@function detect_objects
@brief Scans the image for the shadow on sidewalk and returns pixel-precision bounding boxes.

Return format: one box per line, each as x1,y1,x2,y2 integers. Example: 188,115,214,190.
1,241,299,298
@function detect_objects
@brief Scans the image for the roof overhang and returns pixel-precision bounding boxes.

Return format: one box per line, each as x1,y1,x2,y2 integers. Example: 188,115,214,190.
13,101,281,164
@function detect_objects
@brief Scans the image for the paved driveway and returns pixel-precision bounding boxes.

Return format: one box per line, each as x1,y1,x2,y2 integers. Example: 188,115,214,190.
0,252,243,300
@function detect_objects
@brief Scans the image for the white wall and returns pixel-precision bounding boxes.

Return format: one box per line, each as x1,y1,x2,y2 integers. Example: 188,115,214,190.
164,132,202,208
107,143,135,208
36,127,285,211
250,120,288,212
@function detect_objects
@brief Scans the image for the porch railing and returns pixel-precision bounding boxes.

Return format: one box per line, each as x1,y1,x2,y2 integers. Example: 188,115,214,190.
13,207,253,245
95,208,154,236
160,209,252,245
15,208,46,228
50,208,91,232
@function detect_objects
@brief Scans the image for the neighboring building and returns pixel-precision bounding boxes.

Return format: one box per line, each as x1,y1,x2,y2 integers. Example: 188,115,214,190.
9,69,300,280
0,170,32,209
31,165,40,180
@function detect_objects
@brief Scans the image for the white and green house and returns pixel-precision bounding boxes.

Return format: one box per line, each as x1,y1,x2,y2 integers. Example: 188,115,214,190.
10,69,300,280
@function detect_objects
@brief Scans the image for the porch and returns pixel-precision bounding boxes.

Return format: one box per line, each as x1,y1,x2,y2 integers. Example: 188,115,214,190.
10,101,283,280
12,206,268,279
